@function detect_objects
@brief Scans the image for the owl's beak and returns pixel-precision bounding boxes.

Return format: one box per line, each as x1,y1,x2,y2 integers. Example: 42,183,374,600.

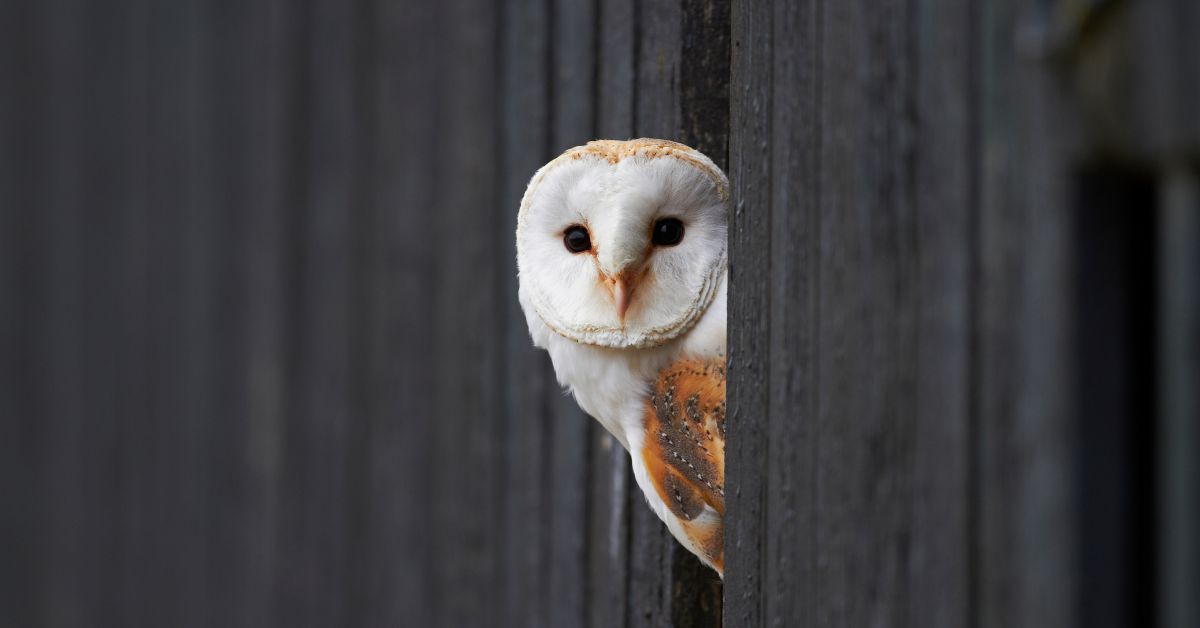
600,264,643,323
614,277,632,321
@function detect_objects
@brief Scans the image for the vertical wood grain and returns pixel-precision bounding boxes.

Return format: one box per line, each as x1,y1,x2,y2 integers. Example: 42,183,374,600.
206,2,288,626
814,1,922,623
0,0,36,622
269,0,360,624
499,1,555,626
767,0,820,624
432,0,506,626
8,2,1198,627
977,0,1077,626
147,0,219,624
226,1,292,625
1159,168,1200,628
729,1,974,626
909,0,974,624
725,0,773,625
359,0,438,624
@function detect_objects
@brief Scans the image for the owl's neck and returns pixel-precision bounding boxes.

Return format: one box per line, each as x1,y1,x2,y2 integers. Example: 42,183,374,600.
542,330,675,451
537,273,727,452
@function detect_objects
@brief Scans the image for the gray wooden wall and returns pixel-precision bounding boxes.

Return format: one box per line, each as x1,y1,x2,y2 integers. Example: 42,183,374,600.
725,1,1200,627
1,0,726,626
2,0,1196,627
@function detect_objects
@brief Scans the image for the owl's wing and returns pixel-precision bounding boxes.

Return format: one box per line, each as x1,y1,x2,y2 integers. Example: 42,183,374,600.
640,356,726,573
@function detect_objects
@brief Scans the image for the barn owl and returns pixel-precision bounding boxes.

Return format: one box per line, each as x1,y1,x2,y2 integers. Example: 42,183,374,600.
516,139,727,576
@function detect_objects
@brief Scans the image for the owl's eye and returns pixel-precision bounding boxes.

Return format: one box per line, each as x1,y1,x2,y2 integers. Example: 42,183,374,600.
563,225,592,253
651,218,685,246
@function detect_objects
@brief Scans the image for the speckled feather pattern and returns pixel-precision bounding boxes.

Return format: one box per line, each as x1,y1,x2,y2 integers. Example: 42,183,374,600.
641,357,727,572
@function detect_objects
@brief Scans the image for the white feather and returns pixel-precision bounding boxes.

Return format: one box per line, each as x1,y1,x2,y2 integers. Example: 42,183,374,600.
516,142,727,349
518,271,726,449
515,139,728,575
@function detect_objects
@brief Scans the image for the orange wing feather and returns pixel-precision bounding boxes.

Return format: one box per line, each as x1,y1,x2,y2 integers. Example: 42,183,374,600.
641,356,726,571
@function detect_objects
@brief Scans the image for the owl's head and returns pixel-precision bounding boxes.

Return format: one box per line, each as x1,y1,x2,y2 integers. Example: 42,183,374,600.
517,139,728,349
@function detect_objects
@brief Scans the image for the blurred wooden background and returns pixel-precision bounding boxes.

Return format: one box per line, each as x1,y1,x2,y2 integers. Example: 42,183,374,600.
1,0,725,626
726,1,1199,627
1,0,1196,627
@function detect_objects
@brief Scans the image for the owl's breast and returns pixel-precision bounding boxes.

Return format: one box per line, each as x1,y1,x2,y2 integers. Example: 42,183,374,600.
540,272,726,444
550,342,673,451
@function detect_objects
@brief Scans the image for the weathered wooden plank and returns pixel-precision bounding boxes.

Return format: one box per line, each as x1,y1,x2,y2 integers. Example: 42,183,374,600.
587,427,632,628
211,0,293,626
143,1,198,622
148,4,259,626
201,1,293,626
31,0,138,625
765,0,819,625
358,0,439,625
430,0,508,626
625,492,672,628
271,0,359,624
1159,168,1200,628
499,1,554,626
680,0,731,168
909,0,974,624
76,5,143,619
0,1,36,621
11,3,78,627
596,0,636,141
635,0,682,141
977,0,1078,625
553,0,597,150
104,2,152,626
165,0,219,615
1129,0,1200,156
731,2,973,626
725,0,773,625
814,1,926,625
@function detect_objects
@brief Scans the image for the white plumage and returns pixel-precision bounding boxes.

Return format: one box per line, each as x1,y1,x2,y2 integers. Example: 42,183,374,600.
517,139,728,575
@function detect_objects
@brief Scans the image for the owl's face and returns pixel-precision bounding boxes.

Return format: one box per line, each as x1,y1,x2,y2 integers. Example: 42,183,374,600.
517,139,728,349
